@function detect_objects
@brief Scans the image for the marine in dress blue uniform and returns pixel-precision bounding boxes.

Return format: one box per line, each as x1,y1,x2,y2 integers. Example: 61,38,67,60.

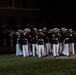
69,29,75,55
16,30,23,56
37,29,45,57
22,31,29,57
62,29,70,56
52,28,59,57
31,28,38,56
43,28,50,56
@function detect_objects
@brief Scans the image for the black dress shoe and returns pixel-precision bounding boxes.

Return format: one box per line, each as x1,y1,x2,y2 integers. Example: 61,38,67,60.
46,55,49,56
67,55,70,57
43,56,46,57
54,56,56,58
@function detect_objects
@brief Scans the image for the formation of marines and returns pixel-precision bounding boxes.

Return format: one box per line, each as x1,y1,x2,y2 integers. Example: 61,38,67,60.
15,27,75,57
0,27,75,57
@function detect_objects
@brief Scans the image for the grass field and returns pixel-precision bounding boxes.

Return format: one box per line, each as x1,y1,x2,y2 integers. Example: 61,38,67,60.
0,54,76,75
0,49,76,75
0,46,76,75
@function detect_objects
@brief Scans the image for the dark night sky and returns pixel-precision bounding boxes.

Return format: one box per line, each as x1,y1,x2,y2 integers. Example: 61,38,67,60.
37,0,76,26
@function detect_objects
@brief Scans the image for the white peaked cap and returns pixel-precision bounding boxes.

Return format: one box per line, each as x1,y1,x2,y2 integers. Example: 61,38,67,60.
53,28,57,30
38,29,42,31
69,29,72,31
58,29,60,31
18,29,23,32
65,29,68,30
61,27,65,30
43,27,47,30
25,28,30,32
24,29,27,32
33,28,37,31
28,29,30,32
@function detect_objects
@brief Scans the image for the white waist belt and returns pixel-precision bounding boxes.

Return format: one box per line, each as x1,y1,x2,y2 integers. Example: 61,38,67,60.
65,38,69,40
23,39,27,40
38,39,43,41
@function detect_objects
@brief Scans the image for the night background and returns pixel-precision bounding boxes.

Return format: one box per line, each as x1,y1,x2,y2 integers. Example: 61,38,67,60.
37,0,76,29
0,0,76,29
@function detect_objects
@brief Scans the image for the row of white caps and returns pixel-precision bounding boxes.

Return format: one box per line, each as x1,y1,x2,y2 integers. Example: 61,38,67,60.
18,27,73,32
